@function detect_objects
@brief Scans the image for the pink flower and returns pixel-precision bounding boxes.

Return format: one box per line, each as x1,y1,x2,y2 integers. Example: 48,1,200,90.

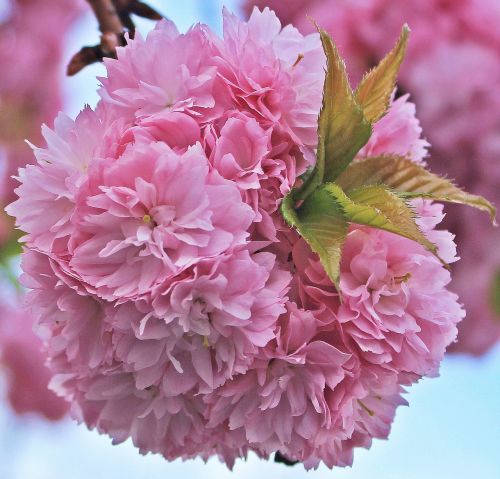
98,9,325,242
6,105,127,254
210,113,270,191
337,201,463,378
244,1,375,85
292,200,461,376
99,20,221,121
214,8,325,149
69,140,254,301
359,94,429,163
21,250,112,375
151,250,291,390
206,304,353,464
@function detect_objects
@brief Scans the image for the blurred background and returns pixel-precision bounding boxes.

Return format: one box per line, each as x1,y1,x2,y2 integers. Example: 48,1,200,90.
0,1,498,478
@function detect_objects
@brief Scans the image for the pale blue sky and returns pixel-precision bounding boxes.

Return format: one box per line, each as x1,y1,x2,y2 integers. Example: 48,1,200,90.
1,1,499,478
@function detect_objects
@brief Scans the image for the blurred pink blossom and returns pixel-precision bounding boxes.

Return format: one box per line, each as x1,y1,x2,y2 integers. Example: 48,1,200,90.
0,296,69,420
0,0,82,422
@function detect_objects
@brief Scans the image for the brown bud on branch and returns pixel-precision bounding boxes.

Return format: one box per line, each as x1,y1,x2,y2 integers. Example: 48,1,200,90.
87,0,123,35
67,0,163,76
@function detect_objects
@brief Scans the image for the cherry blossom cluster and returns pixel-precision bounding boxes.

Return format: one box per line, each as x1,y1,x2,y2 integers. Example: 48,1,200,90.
8,8,464,468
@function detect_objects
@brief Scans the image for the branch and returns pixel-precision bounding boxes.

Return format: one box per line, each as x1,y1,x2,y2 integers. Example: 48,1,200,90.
88,0,123,35
67,0,163,76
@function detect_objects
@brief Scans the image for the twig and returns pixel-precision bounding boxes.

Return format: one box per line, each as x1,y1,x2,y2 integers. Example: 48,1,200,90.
67,0,163,76
113,0,162,37
88,0,123,35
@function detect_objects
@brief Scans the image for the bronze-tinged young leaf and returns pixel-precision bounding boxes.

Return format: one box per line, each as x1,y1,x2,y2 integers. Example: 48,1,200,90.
281,190,348,288
314,29,372,185
355,25,410,124
326,183,446,266
336,155,497,222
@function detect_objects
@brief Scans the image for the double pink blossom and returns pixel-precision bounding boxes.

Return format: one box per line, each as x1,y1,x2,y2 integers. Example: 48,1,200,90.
7,8,466,469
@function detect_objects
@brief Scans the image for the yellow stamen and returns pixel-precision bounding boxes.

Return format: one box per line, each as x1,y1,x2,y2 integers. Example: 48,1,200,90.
394,273,411,284
203,336,210,348
292,53,304,68
357,399,375,417
143,214,152,223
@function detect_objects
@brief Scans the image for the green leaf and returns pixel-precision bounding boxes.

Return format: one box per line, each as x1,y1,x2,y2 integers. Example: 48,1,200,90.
281,194,301,230
325,183,446,266
308,28,372,190
336,155,497,222
355,25,410,123
281,191,348,288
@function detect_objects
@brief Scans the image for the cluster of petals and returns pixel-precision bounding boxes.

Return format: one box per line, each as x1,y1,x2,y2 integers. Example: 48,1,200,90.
8,8,465,469
245,0,500,355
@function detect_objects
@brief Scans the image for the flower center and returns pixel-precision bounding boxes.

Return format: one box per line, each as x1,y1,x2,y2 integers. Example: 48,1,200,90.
142,213,159,228
394,273,411,284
